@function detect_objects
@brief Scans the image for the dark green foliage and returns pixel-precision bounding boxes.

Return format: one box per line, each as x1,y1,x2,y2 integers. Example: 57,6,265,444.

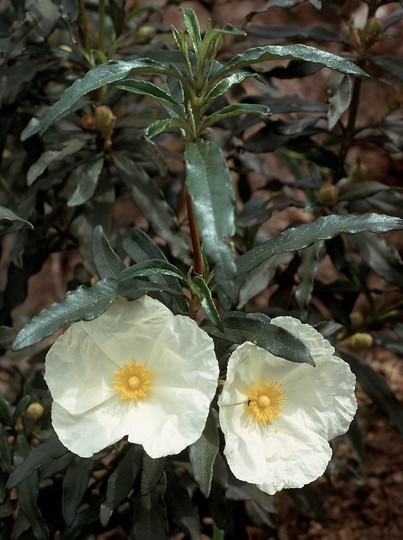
1,1,403,538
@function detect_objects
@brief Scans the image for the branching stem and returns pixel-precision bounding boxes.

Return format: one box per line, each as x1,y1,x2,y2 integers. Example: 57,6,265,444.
186,191,204,276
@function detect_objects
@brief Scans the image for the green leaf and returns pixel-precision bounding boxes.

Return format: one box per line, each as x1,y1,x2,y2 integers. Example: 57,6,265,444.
145,118,174,139
339,181,391,201
236,213,403,276
100,445,143,526
122,227,188,314
165,466,201,540
7,433,67,489
27,137,89,185
0,391,12,426
0,205,33,229
189,409,219,497
215,44,368,80
182,8,202,55
190,276,224,332
62,458,95,525
295,241,324,314
67,155,104,207
11,395,31,425
16,468,49,540
113,151,190,264
202,72,262,113
21,58,184,140
91,224,125,279
119,259,187,282
141,455,166,496
70,174,115,274
348,231,403,288
371,55,403,82
117,79,183,115
200,103,270,131
11,277,174,351
327,72,352,130
204,312,314,365
185,140,237,302
60,504,100,540
130,475,168,540
342,349,403,437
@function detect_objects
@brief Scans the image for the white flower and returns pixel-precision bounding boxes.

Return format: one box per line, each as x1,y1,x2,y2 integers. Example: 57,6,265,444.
218,316,357,495
44,295,218,459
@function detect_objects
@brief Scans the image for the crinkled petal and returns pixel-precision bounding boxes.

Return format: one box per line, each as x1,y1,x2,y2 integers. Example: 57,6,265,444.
52,398,128,457
270,317,357,439
219,323,357,495
47,295,219,458
53,384,216,459
219,398,332,494
126,386,216,458
45,323,117,415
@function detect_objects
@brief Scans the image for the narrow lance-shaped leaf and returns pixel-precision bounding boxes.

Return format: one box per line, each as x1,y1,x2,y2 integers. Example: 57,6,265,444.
67,155,104,207
113,151,190,264
237,213,403,276
27,137,89,185
100,445,143,527
201,72,263,114
117,79,183,116
91,224,126,279
200,103,270,131
327,72,352,130
11,277,178,351
182,8,202,55
0,205,33,229
62,458,96,525
122,227,188,314
214,44,368,80
189,409,220,498
7,433,67,489
203,312,314,365
190,276,224,332
185,140,237,302
21,58,185,140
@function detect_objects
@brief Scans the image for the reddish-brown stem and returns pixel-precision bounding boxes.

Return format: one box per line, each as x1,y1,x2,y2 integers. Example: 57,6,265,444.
186,191,204,276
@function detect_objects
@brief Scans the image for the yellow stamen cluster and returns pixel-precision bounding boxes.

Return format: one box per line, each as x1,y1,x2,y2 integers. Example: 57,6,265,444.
247,380,285,424
113,360,153,401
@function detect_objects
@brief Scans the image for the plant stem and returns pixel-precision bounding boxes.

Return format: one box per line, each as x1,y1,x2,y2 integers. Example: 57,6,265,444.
338,74,362,175
77,0,89,49
186,191,203,276
98,0,106,54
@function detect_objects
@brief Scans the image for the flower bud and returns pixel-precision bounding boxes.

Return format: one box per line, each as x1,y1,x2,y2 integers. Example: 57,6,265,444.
362,17,383,45
349,311,364,331
25,402,45,423
348,332,373,351
133,26,156,45
317,184,339,206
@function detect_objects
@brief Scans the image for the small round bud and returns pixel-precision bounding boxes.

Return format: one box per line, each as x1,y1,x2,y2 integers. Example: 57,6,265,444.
349,311,364,331
348,332,373,351
317,184,339,206
25,402,45,423
363,18,383,41
133,26,156,45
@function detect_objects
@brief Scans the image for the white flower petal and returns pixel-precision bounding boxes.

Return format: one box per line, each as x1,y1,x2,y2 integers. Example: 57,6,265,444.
219,318,357,495
45,323,117,415
52,398,128,457
270,317,357,439
220,399,332,494
46,296,219,458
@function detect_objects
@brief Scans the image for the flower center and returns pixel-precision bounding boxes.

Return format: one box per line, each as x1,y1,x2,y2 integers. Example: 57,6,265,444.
113,360,153,401
247,380,285,424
